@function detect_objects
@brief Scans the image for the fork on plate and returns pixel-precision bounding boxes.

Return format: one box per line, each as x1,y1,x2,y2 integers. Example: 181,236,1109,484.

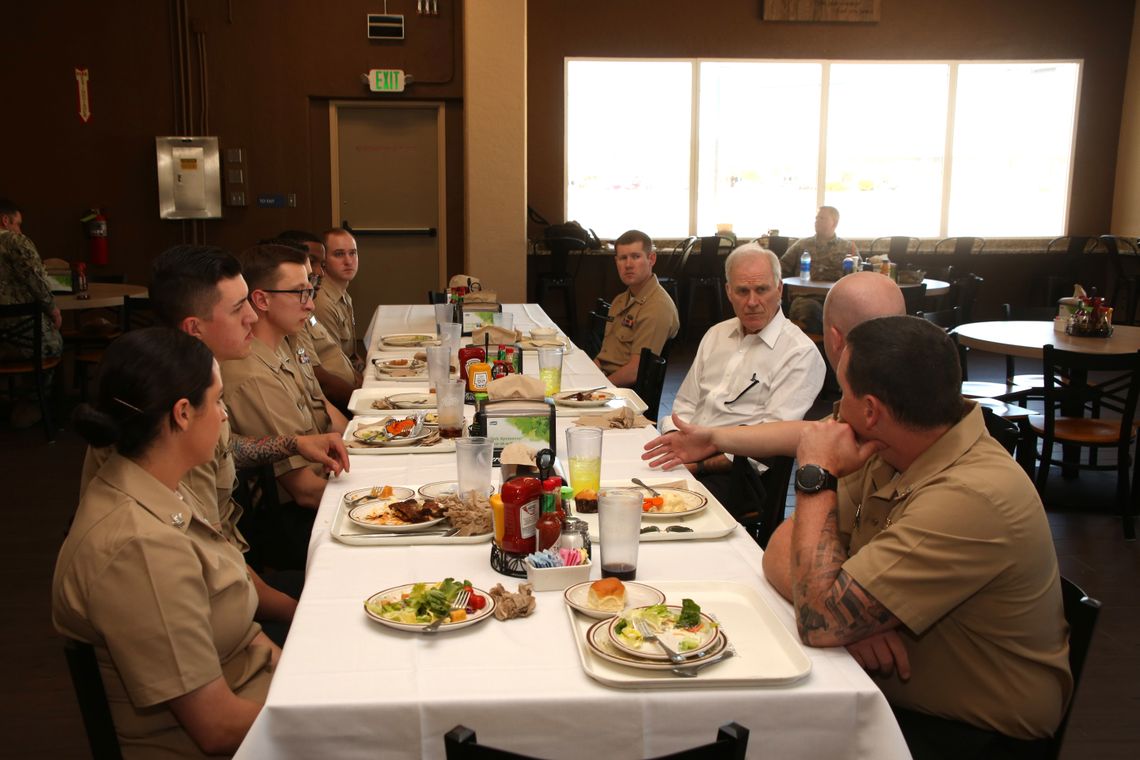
422,589,470,633
632,618,686,664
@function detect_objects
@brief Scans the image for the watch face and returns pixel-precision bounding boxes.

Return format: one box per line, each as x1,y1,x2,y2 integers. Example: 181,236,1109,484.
795,465,834,492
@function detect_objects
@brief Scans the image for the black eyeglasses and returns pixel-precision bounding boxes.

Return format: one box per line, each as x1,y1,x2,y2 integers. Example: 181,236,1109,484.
725,373,759,405
262,287,316,304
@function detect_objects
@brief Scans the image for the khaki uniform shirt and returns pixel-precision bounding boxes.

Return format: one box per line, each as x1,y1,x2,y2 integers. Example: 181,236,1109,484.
780,234,858,281
283,333,333,432
839,404,1072,739
53,454,273,758
595,275,680,375
302,313,358,386
220,338,328,500
313,279,356,357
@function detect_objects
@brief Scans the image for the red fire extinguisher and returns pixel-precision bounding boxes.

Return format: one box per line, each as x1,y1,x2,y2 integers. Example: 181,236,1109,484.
82,208,108,266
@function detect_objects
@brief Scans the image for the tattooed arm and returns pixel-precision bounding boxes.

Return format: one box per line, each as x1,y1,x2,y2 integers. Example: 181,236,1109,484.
231,434,299,468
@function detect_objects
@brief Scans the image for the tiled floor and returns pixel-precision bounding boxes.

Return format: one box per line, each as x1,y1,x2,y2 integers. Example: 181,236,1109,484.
1,335,1137,758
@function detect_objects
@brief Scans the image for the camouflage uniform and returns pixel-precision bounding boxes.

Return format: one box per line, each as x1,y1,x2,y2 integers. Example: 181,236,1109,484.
0,230,63,359
779,234,860,333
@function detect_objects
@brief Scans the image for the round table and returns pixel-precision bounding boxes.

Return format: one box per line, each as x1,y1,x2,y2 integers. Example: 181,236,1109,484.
953,321,1140,358
782,276,949,296
55,283,147,311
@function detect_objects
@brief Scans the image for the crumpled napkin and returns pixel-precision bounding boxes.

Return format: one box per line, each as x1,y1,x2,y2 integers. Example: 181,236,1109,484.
448,274,482,290
487,375,545,400
472,325,519,345
574,407,652,429
489,583,536,620
463,290,498,304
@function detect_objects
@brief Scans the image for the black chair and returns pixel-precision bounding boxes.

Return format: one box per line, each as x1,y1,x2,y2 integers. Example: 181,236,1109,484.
682,235,733,338
633,346,668,422
735,455,795,548
943,273,983,323
981,406,1020,455
1041,236,1098,307
537,236,590,334
586,298,612,358
0,301,62,441
1030,345,1140,539
999,303,1063,402
934,236,985,258
765,235,793,257
427,290,448,305
918,305,961,330
1046,577,1101,760
444,722,748,760
869,236,920,259
657,236,697,310
63,638,123,760
1100,234,1140,325
900,282,928,316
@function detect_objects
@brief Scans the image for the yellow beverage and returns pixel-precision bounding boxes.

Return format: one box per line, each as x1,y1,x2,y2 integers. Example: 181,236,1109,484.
539,366,562,396
567,456,601,494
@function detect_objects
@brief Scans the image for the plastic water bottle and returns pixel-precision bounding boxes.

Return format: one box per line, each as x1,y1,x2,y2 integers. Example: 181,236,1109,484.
799,250,812,282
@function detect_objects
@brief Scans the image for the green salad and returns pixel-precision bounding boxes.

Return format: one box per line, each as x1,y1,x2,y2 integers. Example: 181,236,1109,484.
613,599,712,652
367,578,471,625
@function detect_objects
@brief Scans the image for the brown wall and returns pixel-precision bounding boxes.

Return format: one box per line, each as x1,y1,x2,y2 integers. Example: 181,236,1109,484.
527,0,1137,236
2,1,465,284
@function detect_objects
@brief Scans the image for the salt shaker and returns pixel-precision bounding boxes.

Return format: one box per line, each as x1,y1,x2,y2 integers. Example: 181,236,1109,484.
559,517,592,559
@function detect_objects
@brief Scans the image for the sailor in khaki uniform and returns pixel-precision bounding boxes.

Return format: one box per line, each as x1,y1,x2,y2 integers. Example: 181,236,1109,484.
316,228,360,360
594,230,679,388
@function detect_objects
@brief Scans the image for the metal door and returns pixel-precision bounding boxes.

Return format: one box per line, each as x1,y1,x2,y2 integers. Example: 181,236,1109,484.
331,102,446,336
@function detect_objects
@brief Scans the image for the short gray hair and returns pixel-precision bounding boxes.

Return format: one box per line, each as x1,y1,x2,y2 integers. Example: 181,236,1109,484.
724,242,780,283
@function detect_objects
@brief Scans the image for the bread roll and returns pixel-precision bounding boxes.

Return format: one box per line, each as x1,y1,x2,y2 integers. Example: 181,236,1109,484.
586,577,626,612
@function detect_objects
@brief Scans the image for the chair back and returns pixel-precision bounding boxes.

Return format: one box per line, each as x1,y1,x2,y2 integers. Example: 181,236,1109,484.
934,236,985,257
122,295,154,331
735,455,794,548
1039,345,1140,444
693,235,734,278
946,274,983,322
901,283,928,315
543,236,590,277
765,235,792,257
586,298,612,358
870,236,919,258
918,306,961,330
427,290,448,305
980,406,1020,455
1046,236,1096,256
663,236,699,277
634,346,668,422
1047,577,1101,760
63,638,123,760
0,302,45,359
445,723,748,760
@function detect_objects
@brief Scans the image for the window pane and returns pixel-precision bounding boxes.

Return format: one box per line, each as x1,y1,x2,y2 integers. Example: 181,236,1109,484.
566,61,693,238
824,63,949,238
697,62,821,238
949,63,1080,237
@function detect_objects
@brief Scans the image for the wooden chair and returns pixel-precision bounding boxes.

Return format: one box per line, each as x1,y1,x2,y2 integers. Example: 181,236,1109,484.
1100,234,1140,325
1030,345,1140,539
633,346,668,423
444,722,748,760
1046,577,1101,760
63,638,123,760
735,455,795,548
0,301,62,441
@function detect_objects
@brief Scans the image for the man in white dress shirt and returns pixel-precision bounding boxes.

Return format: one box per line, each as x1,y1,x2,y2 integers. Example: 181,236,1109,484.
661,243,825,514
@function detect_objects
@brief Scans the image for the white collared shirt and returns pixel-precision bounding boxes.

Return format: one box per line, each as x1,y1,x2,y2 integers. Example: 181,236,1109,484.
661,310,825,434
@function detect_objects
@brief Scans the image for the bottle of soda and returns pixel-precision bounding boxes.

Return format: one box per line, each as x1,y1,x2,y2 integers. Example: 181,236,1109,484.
799,250,812,282
76,262,90,300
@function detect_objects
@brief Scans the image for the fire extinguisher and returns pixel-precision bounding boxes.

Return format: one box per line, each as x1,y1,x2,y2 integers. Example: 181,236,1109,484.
82,208,109,266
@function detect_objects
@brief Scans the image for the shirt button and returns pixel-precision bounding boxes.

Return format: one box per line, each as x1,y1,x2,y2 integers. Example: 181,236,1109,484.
870,518,880,527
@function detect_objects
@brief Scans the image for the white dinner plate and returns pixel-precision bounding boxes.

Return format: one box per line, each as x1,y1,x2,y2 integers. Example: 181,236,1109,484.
364,582,496,632
563,580,666,620
342,486,416,508
352,418,433,447
417,481,496,501
380,333,439,349
585,619,727,671
347,502,446,532
636,487,709,520
386,392,436,409
607,605,720,661
554,390,616,408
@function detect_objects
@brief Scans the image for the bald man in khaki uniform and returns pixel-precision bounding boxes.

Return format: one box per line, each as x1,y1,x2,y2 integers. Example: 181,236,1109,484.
54,454,275,758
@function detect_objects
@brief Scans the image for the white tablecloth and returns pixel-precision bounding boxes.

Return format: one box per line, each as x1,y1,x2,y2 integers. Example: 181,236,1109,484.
236,305,910,760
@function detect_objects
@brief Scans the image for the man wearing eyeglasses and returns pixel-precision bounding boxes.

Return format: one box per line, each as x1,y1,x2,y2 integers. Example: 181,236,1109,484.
594,229,680,387
221,244,348,568
661,243,825,515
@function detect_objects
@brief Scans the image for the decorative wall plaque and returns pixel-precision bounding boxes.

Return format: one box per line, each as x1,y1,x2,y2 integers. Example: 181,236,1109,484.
763,0,881,23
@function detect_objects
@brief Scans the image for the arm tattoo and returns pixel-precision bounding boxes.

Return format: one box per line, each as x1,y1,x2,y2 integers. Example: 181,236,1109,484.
792,502,898,646
231,434,299,468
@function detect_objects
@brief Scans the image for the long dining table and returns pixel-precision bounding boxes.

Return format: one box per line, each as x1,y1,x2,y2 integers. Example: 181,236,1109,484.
234,304,910,760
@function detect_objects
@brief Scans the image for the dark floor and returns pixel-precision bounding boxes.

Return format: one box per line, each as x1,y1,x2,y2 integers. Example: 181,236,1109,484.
2,330,1137,759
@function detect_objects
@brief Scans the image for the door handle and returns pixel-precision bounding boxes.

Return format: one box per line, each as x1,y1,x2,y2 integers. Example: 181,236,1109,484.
341,221,437,237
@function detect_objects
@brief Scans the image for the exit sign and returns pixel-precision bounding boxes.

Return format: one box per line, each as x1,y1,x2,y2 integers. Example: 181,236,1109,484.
369,69,406,93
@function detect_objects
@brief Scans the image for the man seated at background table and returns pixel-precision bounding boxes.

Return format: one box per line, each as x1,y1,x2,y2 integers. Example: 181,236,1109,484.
779,205,859,333
222,243,348,571
80,244,350,634
0,199,63,427
661,243,825,516
315,227,363,369
593,229,680,388
765,316,1070,760
275,231,362,411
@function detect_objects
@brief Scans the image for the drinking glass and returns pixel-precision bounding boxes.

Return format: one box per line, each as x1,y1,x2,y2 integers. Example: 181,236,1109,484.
434,303,456,334
537,346,564,397
455,437,493,499
598,489,643,580
425,344,450,391
565,427,602,512
438,322,461,348
492,311,515,331
436,378,466,439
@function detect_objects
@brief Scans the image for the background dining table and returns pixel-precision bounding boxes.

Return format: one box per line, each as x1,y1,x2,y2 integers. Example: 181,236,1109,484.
782,276,949,296
235,304,910,760
53,282,147,311
953,320,1140,357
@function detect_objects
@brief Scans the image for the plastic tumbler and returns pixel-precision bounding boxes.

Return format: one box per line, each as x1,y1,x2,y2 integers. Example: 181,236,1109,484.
434,303,455,334
438,322,461,348
537,346,564,397
425,344,450,391
598,488,643,580
455,437,493,500
436,378,466,439
565,427,602,511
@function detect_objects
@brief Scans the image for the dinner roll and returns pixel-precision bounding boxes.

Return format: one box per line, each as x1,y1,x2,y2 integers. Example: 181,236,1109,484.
587,577,626,612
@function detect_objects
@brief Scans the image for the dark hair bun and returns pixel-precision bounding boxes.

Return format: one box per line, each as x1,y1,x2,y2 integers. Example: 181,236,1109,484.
72,403,122,448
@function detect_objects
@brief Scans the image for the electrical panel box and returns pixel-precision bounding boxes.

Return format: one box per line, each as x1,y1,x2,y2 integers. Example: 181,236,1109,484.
156,136,222,219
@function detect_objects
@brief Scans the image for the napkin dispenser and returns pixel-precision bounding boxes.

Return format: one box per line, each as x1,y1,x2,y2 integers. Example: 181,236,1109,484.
459,301,502,336
472,398,556,467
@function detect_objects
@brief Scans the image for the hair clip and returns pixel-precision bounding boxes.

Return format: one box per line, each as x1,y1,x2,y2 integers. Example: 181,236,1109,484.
112,397,144,415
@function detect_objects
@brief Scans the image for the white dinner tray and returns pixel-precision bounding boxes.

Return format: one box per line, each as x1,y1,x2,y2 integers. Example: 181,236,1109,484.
331,495,492,546
348,388,439,416
573,478,736,542
566,580,812,689
343,416,459,455
553,387,648,417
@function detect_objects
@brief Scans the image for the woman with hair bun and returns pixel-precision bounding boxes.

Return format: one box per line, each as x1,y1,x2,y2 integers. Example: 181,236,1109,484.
53,327,277,758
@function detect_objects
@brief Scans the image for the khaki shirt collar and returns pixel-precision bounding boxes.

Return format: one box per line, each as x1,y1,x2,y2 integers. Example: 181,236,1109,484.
96,453,198,534
249,336,289,375
626,274,662,304
866,402,982,501
321,278,349,303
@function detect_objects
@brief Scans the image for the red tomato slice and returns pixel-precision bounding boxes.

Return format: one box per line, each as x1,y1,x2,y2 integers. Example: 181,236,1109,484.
468,594,486,611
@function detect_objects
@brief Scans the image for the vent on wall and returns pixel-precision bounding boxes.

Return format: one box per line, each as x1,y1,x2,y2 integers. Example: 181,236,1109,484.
367,13,405,40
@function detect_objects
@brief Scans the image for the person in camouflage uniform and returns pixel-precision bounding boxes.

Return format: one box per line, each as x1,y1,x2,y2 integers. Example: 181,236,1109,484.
779,206,859,333
0,199,63,360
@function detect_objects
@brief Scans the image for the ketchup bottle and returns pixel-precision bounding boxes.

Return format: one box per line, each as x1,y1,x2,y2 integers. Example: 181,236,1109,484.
500,477,541,554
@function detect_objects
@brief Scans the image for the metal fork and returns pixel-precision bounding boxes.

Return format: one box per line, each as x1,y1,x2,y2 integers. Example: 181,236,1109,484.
670,645,737,678
422,589,470,633
632,618,686,664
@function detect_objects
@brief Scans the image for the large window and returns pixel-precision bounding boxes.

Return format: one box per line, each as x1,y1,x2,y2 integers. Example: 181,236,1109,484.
565,59,1081,240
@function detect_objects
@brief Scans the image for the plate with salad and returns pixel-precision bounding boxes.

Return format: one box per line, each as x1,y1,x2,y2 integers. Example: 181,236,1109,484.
364,579,495,632
606,601,720,661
